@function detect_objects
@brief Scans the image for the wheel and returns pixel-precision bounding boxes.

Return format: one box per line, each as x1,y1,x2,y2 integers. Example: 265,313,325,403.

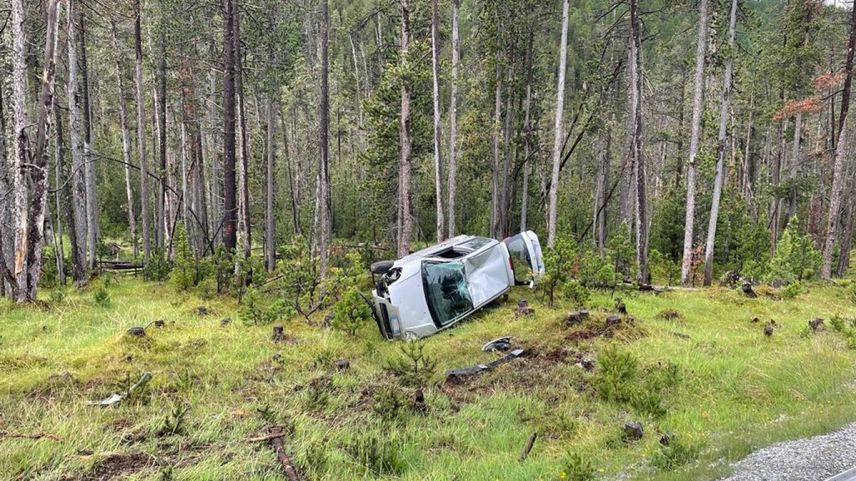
370,260,395,275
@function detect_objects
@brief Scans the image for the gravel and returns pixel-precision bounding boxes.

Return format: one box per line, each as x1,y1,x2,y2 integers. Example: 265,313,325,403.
719,423,856,481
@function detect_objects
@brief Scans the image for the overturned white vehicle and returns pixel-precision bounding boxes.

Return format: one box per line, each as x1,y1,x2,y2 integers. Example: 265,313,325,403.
370,231,545,340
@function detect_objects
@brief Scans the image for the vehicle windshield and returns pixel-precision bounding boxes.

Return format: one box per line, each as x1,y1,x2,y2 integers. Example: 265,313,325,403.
421,260,473,326
505,234,532,284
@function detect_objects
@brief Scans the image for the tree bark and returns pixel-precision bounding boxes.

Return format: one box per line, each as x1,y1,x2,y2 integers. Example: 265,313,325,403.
265,102,276,272
520,83,533,232
79,5,98,269
822,2,856,279
280,108,300,236
431,0,444,242
702,0,737,286
157,30,168,252
319,0,332,272
594,128,611,257
547,0,570,248
680,0,709,286
134,0,151,263
67,0,89,284
111,20,138,259
397,0,413,257
490,50,502,240
222,0,238,253
630,0,648,284
9,0,30,299
447,0,461,238
234,0,251,260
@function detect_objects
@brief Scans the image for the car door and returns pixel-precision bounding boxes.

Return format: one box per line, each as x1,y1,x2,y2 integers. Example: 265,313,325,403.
504,230,546,285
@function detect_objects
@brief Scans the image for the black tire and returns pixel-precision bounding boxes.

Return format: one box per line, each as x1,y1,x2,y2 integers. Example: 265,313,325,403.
370,260,395,276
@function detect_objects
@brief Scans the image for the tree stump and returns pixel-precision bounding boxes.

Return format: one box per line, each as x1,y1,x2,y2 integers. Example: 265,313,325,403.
809,318,824,332
565,311,585,326
196,306,210,316
412,387,426,413
515,299,535,317
741,282,757,298
220,317,232,327
153,320,165,328
763,322,775,337
272,324,285,342
334,359,350,371
126,327,145,337
616,302,627,314
606,315,622,328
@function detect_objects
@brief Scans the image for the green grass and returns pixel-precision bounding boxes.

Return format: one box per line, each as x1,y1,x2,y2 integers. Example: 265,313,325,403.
2,277,856,481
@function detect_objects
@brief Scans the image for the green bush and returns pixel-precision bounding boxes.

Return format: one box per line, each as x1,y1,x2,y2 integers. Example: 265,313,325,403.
767,217,821,284
170,227,201,290
384,342,437,387
93,286,111,307
143,250,172,282
333,288,373,335
781,281,806,299
238,286,291,325
651,434,701,469
344,429,407,476
562,280,591,308
593,345,638,403
540,237,577,306
371,383,409,422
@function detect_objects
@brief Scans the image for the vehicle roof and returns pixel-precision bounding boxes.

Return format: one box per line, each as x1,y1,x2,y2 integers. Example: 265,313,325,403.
391,235,499,279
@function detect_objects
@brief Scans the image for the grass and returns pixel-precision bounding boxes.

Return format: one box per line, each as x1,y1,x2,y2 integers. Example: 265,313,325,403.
2,276,856,481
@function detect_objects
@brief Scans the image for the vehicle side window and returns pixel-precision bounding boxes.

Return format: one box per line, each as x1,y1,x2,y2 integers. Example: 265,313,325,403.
505,234,532,284
422,261,473,326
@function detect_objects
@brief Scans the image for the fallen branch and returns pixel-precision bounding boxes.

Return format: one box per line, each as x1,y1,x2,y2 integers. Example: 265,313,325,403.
85,372,152,407
256,426,302,481
518,432,537,462
0,431,64,442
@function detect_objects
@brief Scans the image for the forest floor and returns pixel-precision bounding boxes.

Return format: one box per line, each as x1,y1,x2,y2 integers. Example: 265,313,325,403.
2,276,856,481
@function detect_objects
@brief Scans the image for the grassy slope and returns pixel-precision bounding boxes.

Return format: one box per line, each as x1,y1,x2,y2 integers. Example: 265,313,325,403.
1,278,856,481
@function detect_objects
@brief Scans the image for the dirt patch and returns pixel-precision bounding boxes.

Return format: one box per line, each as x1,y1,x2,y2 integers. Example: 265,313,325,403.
564,314,645,342
81,452,154,480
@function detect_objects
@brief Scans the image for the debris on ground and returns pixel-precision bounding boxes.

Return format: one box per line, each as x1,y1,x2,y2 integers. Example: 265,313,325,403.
638,283,665,294
623,421,644,442
482,336,512,352
445,349,526,384
220,317,231,327
334,359,350,371
0,430,65,442
659,433,672,446
808,318,824,332
514,300,535,317
518,432,537,462
764,321,775,337
742,282,758,298
247,426,302,481
85,372,152,407
657,309,682,321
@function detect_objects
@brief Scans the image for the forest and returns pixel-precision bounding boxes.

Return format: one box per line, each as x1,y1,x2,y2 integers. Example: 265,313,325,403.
3,0,856,480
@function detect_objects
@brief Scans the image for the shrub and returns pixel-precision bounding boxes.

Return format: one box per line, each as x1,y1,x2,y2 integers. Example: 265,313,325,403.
781,281,805,299
371,384,409,422
541,237,577,306
333,288,373,335
238,286,290,325
767,217,821,284
384,342,437,387
651,434,701,469
170,227,201,290
593,345,638,403
143,250,172,282
562,280,591,307
558,451,595,481
93,286,111,307
345,430,407,476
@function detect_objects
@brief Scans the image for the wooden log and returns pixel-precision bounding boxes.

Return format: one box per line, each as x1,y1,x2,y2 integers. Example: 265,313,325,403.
518,432,537,462
268,428,302,481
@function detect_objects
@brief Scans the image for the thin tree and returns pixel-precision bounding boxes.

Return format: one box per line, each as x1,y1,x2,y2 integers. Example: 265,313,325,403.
398,0,413,257
79,6,97,268
67,0,89,282
431,0,444,242
134,0,151,262
222,0,238,253
447,0,461,237
680,0,709,286
265,102,276,272
319,0,332,273
821,1,856,279
157,29,167,251
703,0,738,286
111,20,138,258
234,0,251,260
9,0,30,298
547,0,570,248
630,0,648,283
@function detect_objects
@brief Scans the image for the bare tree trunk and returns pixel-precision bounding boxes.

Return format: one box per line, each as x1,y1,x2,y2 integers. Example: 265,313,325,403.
397,0,413,257
265,102,276,272
547,0,570,248
133,0,151,263
501,73,514,239
702,0,737,286
838,190,855,277
234,0,251,260
67,0,89,284
490,53,502,240
281,108,300,235
79,6,97,268
156,30,167,252
447,0,461,237
594,128,611,257
822,3,856,279
318,0,332,272
680,0,709,286
630,0,648,284
110,20,138,258
9,0,31,299
0,59,12,297
53,95,66,287
743,92,754,203
222,0,237,253
520,84,532,232
207,60,222,244
431,0,444,242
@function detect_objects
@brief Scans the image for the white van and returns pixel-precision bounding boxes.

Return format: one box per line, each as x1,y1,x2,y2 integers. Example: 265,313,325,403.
370,231,545,340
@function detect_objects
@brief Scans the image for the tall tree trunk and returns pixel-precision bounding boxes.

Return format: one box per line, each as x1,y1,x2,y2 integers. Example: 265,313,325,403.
111,20,138,258
265,102,276,272
501,72,515,239
281,108,301,235
9,0,30,299
207,58,222,244
134,0,151,263
447,0,461,237
79,6,97,269
594,128,611,257
397,0,413,257
67,0,89,284
222,0,237,253
318,0,332,272
0,56,12,297
430,0,444,242
490,52,502,240
822,3,856,279
702,0,737,286
630,0,648,284
680,0,709,286
520,83,532,232
547,0,570,248
234,0,251,260
743,92,754,203
157,30,167,251
53,94,66,287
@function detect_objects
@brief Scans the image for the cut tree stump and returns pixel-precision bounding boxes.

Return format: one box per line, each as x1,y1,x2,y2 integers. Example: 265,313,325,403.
272,325,285,342
742,282,757,298
809,318,825,332
623,421,643,441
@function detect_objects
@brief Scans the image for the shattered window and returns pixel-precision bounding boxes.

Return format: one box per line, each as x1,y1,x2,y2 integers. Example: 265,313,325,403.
422,260,473,326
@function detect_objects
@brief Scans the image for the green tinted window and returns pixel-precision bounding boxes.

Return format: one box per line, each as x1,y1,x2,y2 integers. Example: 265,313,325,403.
422,261,473,326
